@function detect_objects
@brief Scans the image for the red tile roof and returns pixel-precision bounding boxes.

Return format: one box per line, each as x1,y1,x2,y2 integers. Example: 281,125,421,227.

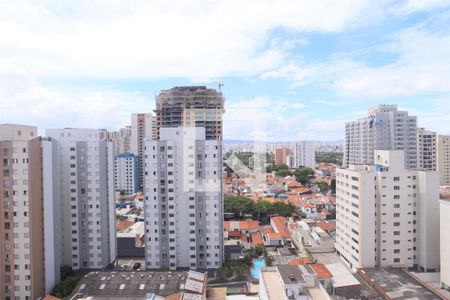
224,221,230,231
316,220,336,233
271,216,290,238
261,227,274,234
240,234,249,244
240,220,259,230
116,220,134,231
165,293,183,300
251,232,264,247
288,257,314,265
228,231,241,238
266,232,282,240
310,264,333,279
224,220,259,231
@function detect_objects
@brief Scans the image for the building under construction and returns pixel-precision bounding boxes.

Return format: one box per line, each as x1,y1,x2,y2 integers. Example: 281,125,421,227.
155,86,225,140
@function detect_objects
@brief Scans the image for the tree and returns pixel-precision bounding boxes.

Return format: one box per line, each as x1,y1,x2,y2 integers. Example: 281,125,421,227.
316,151,344,165
330,178,336,195
275,169,292,177
253,201,271,221
316,182,329,193
224,195,255,219
292,167,315,185
269,202,296,217
267,164,289,173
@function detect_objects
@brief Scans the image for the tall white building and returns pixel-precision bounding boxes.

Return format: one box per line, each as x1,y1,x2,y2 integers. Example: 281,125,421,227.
98,126,132,156
336,150,439,272
0,125,59,300
440,199,450,289
293,141,315,169
344,105,417,169
144,127,223,270
46,128,117,270
417,128,437,171
131,113,156,190
438,135,450,186
114,153,139,195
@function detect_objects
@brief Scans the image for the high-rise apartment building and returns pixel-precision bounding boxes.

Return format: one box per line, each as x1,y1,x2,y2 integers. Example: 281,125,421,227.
438,135,450,186
293,141,315,169
46,128,117,270
144,127,224,270
0,125,59,300
155,86,224,141
274,147,293,166
131,113,156,191
344,105,417,169
440,199,450,289
98,126,132,156
417,128,437,171
336,150,439,271
114,153,139,195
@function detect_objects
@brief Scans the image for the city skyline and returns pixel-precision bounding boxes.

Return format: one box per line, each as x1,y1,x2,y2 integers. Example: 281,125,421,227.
1,1,450,141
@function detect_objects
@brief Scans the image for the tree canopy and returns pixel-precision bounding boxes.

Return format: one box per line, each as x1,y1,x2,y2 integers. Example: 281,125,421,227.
224,195,296,220
316,151,343,165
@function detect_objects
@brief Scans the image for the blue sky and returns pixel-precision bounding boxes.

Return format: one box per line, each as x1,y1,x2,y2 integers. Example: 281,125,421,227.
1,0,450,141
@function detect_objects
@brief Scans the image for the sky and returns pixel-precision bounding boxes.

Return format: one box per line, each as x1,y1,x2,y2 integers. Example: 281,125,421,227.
1,0,450,141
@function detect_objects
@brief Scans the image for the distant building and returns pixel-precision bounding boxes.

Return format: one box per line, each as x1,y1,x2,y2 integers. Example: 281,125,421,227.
114,153,139,195
336,150,440,271
144,127,223,270
154,86,224,141
46,128,117,270
0,125,59,299
98,126,132,155
417,128,437,171
293,141,315,169
440,199,450,289
344,104,417,169
131,113,156,190
275,147,293,166
438,135,450,186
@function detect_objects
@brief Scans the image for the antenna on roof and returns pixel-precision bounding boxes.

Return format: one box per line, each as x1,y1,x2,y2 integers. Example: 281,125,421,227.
218,82,224,92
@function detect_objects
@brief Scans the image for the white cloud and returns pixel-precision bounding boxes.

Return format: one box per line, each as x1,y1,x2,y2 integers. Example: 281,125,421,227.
0,0,386,80
261,15,450,100
0,65,153,133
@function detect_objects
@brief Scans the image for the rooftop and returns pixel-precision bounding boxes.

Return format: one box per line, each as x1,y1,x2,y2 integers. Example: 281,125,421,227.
276,265,308,284
325,263,360,288
71,270,207,299
260,269,287,300
360,268,442,300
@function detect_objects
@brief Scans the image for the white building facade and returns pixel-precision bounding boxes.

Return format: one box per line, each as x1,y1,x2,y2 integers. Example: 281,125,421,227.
417,128,437,171
440,199,450,289
336,150,440,271
46,128,117,270
131,113,156,190
114,153,139,195
293,141,315,169
438,135,450,186
344,105,417,169
144,127,223,270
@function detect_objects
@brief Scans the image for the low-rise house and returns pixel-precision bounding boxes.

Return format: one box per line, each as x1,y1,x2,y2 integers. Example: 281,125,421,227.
117,221,144,258
251,232,264,247
259,265,330,300
263,232,284,246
